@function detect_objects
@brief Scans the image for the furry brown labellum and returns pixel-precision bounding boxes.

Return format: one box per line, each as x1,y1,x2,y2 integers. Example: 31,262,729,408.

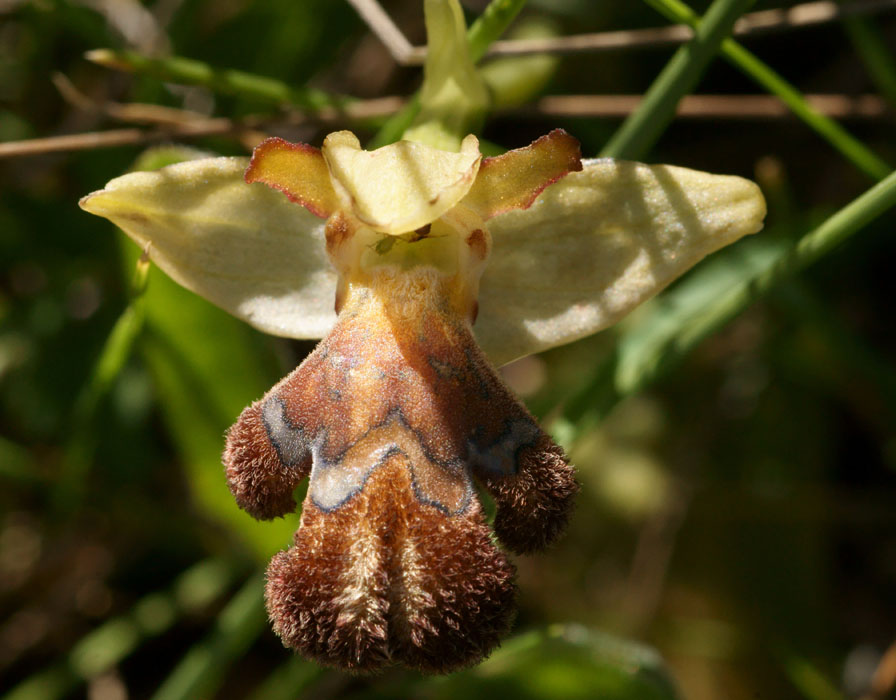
223,268,578,673
224,129,583,673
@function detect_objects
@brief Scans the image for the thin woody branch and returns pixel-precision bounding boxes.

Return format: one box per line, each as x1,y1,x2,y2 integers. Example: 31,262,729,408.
1,93,890,160
522,93,893,120
348,0,896,64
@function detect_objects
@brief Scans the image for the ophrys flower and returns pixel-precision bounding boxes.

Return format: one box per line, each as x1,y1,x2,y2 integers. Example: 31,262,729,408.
80,128,764,672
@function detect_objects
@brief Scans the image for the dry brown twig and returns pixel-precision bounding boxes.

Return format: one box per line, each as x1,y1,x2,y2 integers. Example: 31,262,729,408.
1,91,890,160
347,0,896,64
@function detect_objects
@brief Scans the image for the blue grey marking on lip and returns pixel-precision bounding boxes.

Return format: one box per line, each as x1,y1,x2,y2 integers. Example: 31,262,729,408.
407,457,473,517
306,411,475,515
261,395,309,467
468,416,540,476
308,442,387,512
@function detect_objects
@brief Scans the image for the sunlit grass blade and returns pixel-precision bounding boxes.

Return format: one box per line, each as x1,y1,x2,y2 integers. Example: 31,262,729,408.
600,0,755,160
391,624,682,699
565,167,896,429
778,651,845,700
2,559,240,700
369,0,528,147
53,251,150,512
641,0,892,181
150,574,268,700
86,49,351,113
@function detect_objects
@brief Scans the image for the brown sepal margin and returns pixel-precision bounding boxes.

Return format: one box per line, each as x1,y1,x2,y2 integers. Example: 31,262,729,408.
244,136,337,219
464,128,583,220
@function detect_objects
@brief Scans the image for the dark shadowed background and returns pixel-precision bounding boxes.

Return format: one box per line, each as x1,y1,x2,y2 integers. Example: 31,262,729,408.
1,0,896,698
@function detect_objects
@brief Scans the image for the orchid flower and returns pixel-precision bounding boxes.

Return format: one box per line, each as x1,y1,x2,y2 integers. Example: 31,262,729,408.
78,0,765,676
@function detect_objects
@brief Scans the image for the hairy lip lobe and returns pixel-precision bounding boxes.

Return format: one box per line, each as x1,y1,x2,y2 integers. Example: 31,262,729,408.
223,276,578,673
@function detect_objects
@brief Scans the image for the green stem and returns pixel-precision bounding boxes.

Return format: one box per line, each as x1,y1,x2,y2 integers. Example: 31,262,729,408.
601,0,755,160
369,0,528,147
642,0,892,181
778,651,844,700
87,49,351,112
53,253,151,512
467,0,529,62
150,574,268,700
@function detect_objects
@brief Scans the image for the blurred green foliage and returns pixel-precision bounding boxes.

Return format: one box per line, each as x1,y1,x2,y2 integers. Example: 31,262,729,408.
2,1,896,699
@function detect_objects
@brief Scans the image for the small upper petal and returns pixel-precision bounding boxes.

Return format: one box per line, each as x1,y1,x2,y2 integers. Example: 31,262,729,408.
462,129,583,220
244,137,340,219
321,131,482,235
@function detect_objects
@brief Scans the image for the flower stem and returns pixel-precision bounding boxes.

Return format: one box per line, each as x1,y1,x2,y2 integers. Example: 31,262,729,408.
467,0,530,62
86,49,352,113
369,0,528,147
640,0,892,181
600,0,756,160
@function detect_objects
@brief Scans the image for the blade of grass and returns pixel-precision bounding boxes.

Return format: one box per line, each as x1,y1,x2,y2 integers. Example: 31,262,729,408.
119,147,295,560
779,652,845,700
2,559,240,700
565,167,896,428
53,251,150,512
86,50,351,113
369,0,528,147
600,0,756,160
390,624,681,699
642,0,892,181
150,574,268,700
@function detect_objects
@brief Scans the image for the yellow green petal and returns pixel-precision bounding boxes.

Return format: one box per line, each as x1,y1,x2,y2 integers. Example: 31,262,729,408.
321,130,482,235
245,137,340,218
80,157,337,339
475,159,767,366
462,129,583,220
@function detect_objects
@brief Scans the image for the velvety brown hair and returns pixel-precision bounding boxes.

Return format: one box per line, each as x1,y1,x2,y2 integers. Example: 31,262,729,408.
224,270,577,672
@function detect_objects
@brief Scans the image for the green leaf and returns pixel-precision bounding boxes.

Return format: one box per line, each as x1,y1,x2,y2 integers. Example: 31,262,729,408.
400,625,681,700
121,148,297,560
